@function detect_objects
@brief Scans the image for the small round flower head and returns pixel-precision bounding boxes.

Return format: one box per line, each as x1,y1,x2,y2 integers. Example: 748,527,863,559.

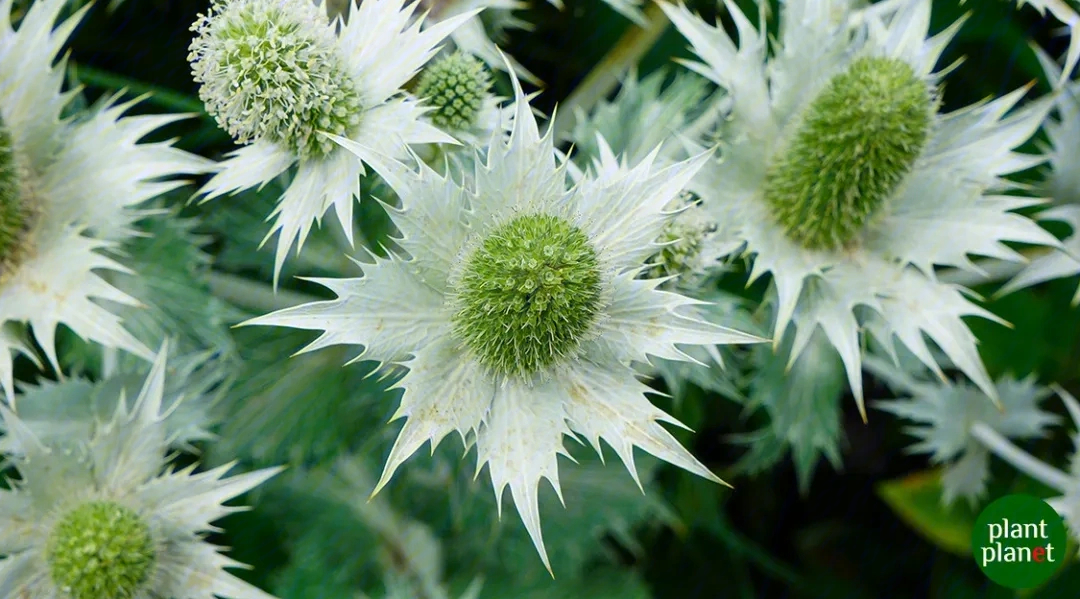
417,0,539,85
0,344,283,599
246,70,766,573
415,51,493,132
188,0,478,286
662,0,1061,419
0,0,213,402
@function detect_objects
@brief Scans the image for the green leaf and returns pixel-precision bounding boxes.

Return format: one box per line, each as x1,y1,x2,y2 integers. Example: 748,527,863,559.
207,327,401,469
876,469,980,557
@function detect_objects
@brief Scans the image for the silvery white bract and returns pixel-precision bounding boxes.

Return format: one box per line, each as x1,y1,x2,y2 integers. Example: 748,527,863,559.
662,0,1061,419
188,0,476,287
546,0,646,26
968,385,1080,545
418,0,539,85
0,0,213,403
246,73,765,572
0,344,282,599
999,48,1080,304
1014,0,1080,84
872,355,1061,506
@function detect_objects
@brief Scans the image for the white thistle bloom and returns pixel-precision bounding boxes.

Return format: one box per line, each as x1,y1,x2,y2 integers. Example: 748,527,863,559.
0,344,283,599
662,0,1061,419
188,0,476,286
999,49,1080,304
0,0,213,402
412,50,513,150
245,74,766,572
970,385,1080,544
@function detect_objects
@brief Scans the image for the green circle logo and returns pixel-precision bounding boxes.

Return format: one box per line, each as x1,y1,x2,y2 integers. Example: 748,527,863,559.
972,494,1068,589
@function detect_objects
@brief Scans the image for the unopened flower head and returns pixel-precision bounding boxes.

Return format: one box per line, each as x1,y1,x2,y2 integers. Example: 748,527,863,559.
663,0,1060,419
189,0,478,286
0,344,283,599
247,71,766,573
415,51,493,132
0,0,213,402
645,193,718,283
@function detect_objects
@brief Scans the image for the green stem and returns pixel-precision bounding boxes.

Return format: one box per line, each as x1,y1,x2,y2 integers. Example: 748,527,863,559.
550,1,671,140
207,270,321,314
67,63,208,115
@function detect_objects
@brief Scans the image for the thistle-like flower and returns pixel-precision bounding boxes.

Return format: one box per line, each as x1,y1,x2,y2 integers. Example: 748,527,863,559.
0,344,283,599
662,0,1060,418
188,0,475,286
0,0,213,402
245,74,766,571
417,0,538,85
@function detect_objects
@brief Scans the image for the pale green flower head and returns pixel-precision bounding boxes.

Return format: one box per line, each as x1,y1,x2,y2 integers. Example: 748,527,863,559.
415,51,493,133
0,0,214,403
247,68,766,573
663,0,1062,420
188,0,479,287
0,343,283,599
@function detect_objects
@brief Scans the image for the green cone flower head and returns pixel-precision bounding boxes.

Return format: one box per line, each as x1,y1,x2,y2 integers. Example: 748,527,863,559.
246,71,765,573
189,0,478,287
0,344,283,599
663,0,1060,419
416,51,493,132
0,0,214,402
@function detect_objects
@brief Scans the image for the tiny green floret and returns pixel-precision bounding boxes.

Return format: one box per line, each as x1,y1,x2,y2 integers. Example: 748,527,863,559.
762,56,934,251
415,51,493,131
46,501,156,599
0,118,31,278
189,0,364,159
453,214,604,379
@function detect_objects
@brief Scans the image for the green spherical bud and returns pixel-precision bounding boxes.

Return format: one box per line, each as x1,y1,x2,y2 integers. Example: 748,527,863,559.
415,51,492,131
763,56,933,251
646,194,716,281
47,501,156,599
189,0,364,159
0,117,34,282
452,214,603,379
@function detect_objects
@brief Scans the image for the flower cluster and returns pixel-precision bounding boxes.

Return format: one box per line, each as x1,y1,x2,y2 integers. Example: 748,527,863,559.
4,0,1080,594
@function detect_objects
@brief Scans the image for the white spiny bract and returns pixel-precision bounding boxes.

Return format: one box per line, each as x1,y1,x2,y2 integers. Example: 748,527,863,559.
966,385,1080,544
188,0,477,288
999,49,1080,304
872,356,1061,506
662,0,1061,420
417,0,539,85
0,344,283,599
0,0,214,403
1013,0,1080,84
245,75,766,573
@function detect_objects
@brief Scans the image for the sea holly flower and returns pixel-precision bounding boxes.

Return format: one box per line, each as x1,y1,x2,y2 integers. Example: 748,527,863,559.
245,73,766,572
0,343,283,599
188,0,476,286
0,0,213,402
662,0,1061,419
